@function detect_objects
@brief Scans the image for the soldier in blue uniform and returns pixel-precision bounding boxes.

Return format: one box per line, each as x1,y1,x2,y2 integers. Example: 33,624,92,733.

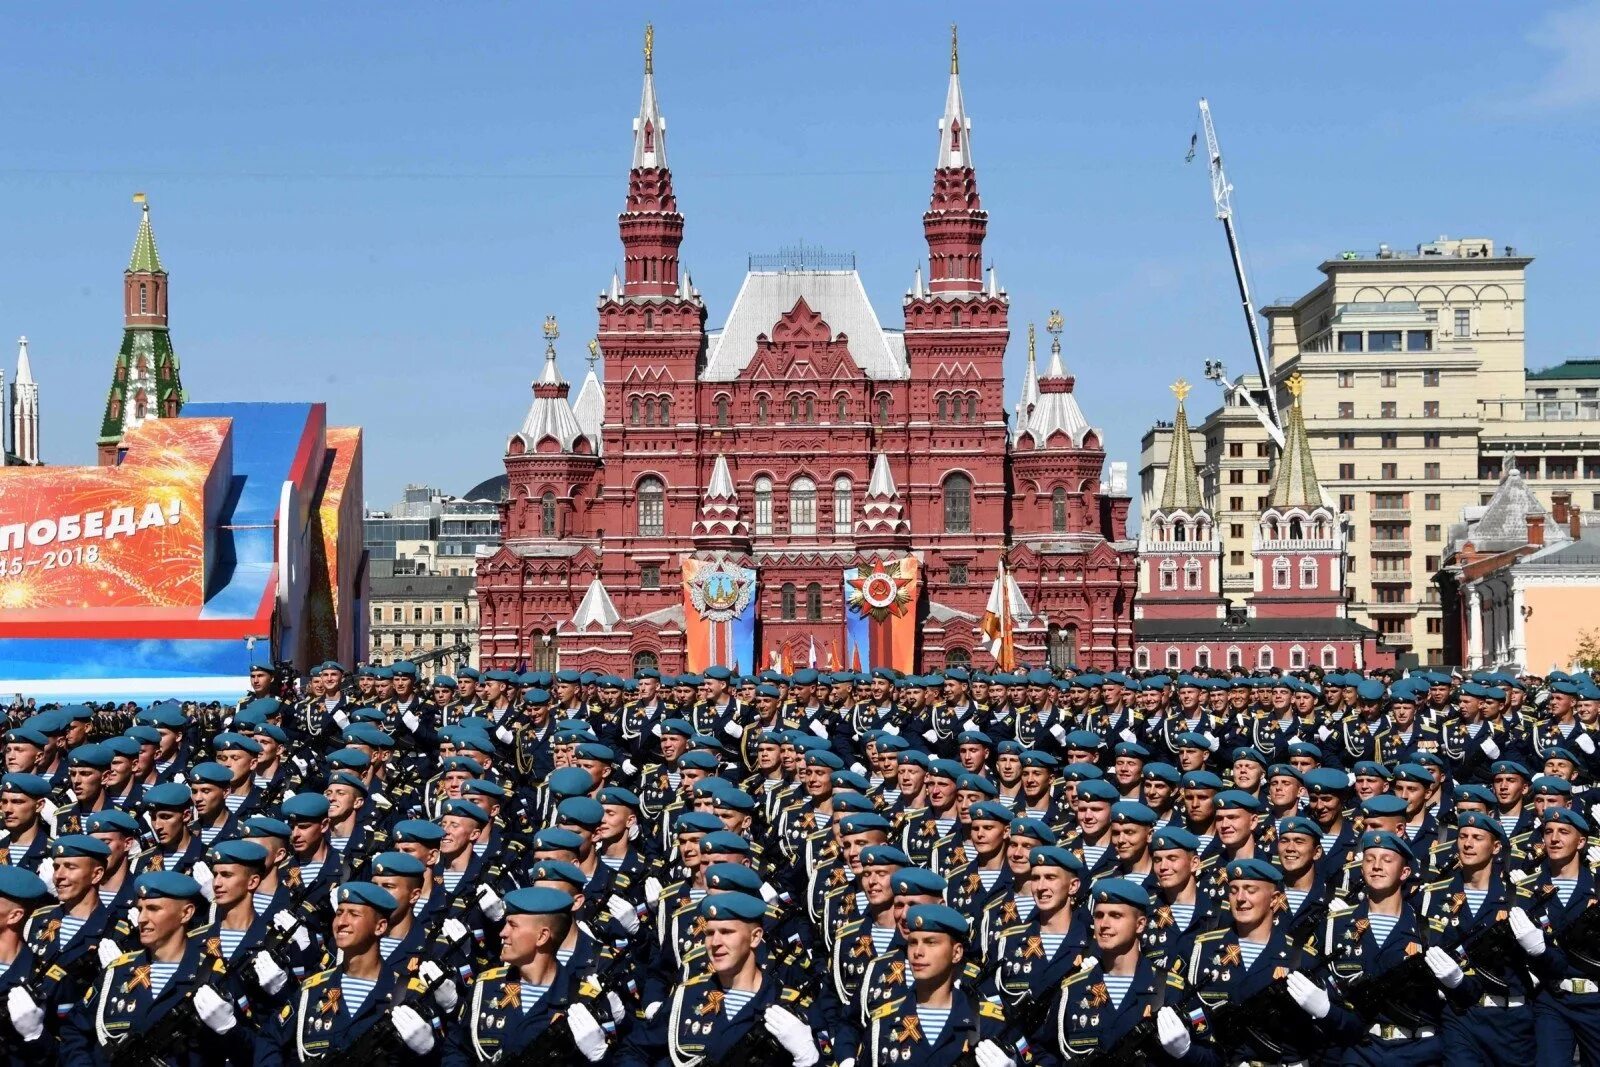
0,866,54,1064
1511,805,1600,1066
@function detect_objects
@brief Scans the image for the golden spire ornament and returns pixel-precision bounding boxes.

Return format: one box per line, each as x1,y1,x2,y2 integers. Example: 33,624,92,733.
1171,379,1192,405
1287,371,1305,403
950,24,959,74
543,315,559,357
644,23,654,74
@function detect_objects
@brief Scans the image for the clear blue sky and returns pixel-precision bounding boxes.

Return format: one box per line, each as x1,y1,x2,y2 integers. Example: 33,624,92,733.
7,2,1598,507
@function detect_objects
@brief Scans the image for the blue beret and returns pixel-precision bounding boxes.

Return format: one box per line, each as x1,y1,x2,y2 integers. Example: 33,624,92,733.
679,750,720,771
52,834,112,860
282,793,332,820
1454,784,1496,807
1008,817,1058,844
441,798,489,824
803,750,844,771
891,868,948,896
1490,760,1532,780
597,786,641,809
386,820,442,846
0,773,50,799
967,801,1014,825
1277,815,1321,840
831,770,871,794
997,739,1023,756
704,862,762,893
1267,764,1303,782
462,778,508,801
1231,747,1269,768
1111,801,1158,826
1143,762,1181,785
701,832,753,856
371,851,426,878
1353,761,1392,780
207,840,270,868
575,742,616,763
212,732,262,755
1076,779,1120,803
704,666,733,682
504,886,576,916
143,782,194,809
754,684,781,699
699,891,766,922
458,667,482,681
1299,770,1348,798
430,676,457,690
1215,790,1263,812
875,734,910,754
1533,775,1574,797
927,760,965,781
0,866,48,903
546,767,596,799
67,743,114,770
553,796,603,829
1180,770,1224,791
956,731,994,748
1152,826,1201,852
834,792,877,814
327,748,371,770
135,871,203,901
1028,846,1086,876
336,881,398,911
673,811,723,835
1091,877,1151,912
1392,763,1432,786
860,844,912,867
1356,679,1387,702
838,812,893,835
248,723,289,744
1545,806,1593,834
242,815,292,839
1225,857,1282,885
1064,730,1104,750
897,750,932,770
1174,731,1212,750
1456,809,1507,843
343,724,393,749
1360,794,1408,817
532,826,583,852
906,903,969,936
792,668,820,685
1020,749,1060,769
102,735,143,759
1113,741,1151,760
957,773,999,798
86,809,142,836
5,727,47,748
327,770,368,795
1359,829,1416,864
390,661,418,679
188,761,231,787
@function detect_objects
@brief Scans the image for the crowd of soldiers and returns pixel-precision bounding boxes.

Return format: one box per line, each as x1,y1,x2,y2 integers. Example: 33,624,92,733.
0,656,1597,1066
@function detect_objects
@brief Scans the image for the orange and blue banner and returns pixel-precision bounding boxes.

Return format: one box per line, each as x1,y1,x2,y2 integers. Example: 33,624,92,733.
843,556,919,674
682,558,757,673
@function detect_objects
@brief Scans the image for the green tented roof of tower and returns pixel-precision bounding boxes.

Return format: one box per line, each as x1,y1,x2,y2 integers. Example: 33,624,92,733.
127,208,165,274
1159,386,1205,512
1267,374,1325,509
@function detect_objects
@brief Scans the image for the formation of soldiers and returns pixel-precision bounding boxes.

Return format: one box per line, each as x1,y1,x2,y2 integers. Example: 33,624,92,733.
0,656,1597,1065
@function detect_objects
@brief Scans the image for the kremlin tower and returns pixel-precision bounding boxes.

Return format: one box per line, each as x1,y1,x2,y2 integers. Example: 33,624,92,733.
99,195,183,465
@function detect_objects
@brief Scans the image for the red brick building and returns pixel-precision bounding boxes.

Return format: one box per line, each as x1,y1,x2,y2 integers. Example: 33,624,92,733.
476,33,1137,675
1133,377,1390,672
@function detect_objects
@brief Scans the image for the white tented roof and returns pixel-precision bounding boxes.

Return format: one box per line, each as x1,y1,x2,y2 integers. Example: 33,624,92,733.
702,270,908,382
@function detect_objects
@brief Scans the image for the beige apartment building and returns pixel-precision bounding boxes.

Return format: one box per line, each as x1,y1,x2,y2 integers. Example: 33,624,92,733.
1142,236,1600,667
367,563,481,672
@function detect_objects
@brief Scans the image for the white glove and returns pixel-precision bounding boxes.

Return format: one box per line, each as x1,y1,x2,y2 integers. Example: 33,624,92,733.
922,729,939,744
1316,725,1333,742
850,762,868,777
1285,971,1330,1019
763,1003,819,1067
974,1039,1016,1067
194,986,237,1035
496,725,515,745
622,758,637,776
392,1004,435,1055
1481,738,1500,760
759,881,780,903
608,893,640,934
645,876,663,905
35,859,55,897
6,986,43,1042
418,961,459,1010
441,916,470,944
402,711,421,733
1204,734,1220,753
476,882,505,921
329,885,340,912
1579,733,1597,755
192,861,214,901
1588,844,1600,869
604,990,626,1024
651,722,662,737
809,720,829,738
1049,723,1067,743
332,710,351,729
568,1002,608,1063
1346,772,1358,788
962,719,981,734
97,937,122,968
252,951,288,995
644,1000,662,1021
1510,907,1546,956
722,720,744,740
1157,1006,1191,1057
881,723,900,737
1119,729,1138,745
1425,946,1463,989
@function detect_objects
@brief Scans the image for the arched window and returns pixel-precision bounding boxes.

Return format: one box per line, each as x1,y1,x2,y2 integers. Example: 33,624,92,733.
1184,558,1202,589
1048,624,1078,671
139,283,148,313
877,393,891,422
1196,648,1211,668
632,650,659,674
946,647,972,668
780,583,797,620
1289,517,1304,540
1299,559,1318,589
630,396,641,425
1228,646,1243,669
1135,647,1150,670
836,394,849,422
833,476,853,536
756,394,768,425
804,395,815,423
1159,559,1177,590
754,476,773,535
967,395,978,421
1258,646,1274,669
540,491,557,536
1174,521,1188,543
527,630,557,672
790,477,817,536
642,397,656,427
637,477,665,536
1051,487,1067,533
1273,557,1291,589
806,583,823,621
660,396,672,423
1289,645,1306,669
788,394,800,421
1321,646,1338,668
1166,648,1181,669
952,307,962,328
715,395,730,427
644,309,655,329
943,472,972,533
937,395,948,422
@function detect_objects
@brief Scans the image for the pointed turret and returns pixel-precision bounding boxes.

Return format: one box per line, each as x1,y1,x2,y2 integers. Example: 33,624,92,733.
101,194,182,464
855,453,911,550
692,454,751,546
572,339,605,454
1160,380,1204,512
11,336,38,465
924,25,988,296
511,317,588,453
1020,313,1095,449
619,22,684,298
572,577,622,632
1013,323,1040,440
1267,373,1327,509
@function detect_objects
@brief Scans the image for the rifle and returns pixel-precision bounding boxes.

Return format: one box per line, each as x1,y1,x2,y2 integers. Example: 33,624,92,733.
1331,950,1438,1030
496,953,640,1067
107,942,225,1066
1459,884,1556,994
334,963,454,1064
717,968,824,1067
1553,892,1600,979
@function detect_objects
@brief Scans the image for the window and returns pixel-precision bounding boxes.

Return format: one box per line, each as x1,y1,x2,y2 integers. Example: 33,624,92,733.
1425,555,1440,571
1381,463,1398,479
632,651,659,674
413,607,424,622
715,395,730,427
1230,523,1245,538
637,477,665,536
433,606,444,622
1257,443,1272,458
1422,401,1439,418
1454,308,1471,338
1549,458,1577,480
937,395,948,422
1289,646,1306,669
754,476,773,535
1425,524,1441,541
1228,646,1243,668
1338,433,1355,450
392,607,402,622
454,607,464,621
833,476,853,536
1185,559,1201,589
1048,625,1077,671
1273,558,1290,589
1406,331,1432,352
1424,462,1440,479
1424,493,1440,511
1381,402,1397,419
943,472,972,533
1258,646,1274,669
1426,617,1443,635
1423,432,1441,448
1256,469,1270,484
1228,442,1244,458
1587,459,1600,479
1166,648,1181,670
1230,550,1244,566
1338,494,1355,512
790,477,817,536
1373,491,1404,510
1196,649,1210,669
788,394,800,422
756,394,768,425
945,647,972,668
1229,497,1244,511
1338,463,1355,480
834,395,848,422
540,491,557,536
1338,332,1363,352
1369,331,1402,352
1257,496,1268,511
1375,616,1409,637
1381,370,1397,388
1052,487,1067,533
1135,648,1150,670
1160,560,1177,590
640,565,661,590
629,396,641,425
780,583,797,620
806,583,823,622
1423,370,1440,387
1321,646,1337,668
1338,371,1355,388
949,562,968,586
1229,469,1244,484
1338,402,1354,418
1300,559,1317,588
804,395,815,423
877,394,891,421
139,283,149,313
1376,432,1396,449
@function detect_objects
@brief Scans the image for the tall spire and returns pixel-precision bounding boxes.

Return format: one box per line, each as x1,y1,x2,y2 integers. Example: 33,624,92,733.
128,195,164,274
1159,380,1204,512
618,22,684,299
103,194,181,464
14,335,33,386
513,316,586,453
10,336,38,465
1267,373,1327,509
924,25,987,296
1013,323,1040,440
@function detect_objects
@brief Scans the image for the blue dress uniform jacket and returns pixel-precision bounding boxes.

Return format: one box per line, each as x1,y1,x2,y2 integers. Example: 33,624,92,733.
440,961,583,1066
24,900,127,1020
1177,921,1326,1066
615,970,808,1067
0,943,56,1065
1142,893,1221,974
1043,957,1191,1067
1521,865,1600,1067
986,917,1087,1008
1419,872,1539,1065
860,986,1005,1067
1317,901,1441,1067
270,963,429,1065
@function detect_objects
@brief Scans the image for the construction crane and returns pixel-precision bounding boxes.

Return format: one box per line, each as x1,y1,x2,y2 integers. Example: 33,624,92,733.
1196,98,1283,447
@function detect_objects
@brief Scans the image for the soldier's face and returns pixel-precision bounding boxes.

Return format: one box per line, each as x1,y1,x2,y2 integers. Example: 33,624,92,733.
1005,836,1037,875
1543,822,1583,864
499,912,554,964
1227,880,1275,927
217,750,254,785
484,681,506,702
1545,758,1578,782
1092,902,1146,955
1177,748,1207,772
555,682,578,703
892,893,940,935
1178,688,1202,711
871,680,892,702
1152,848,1196,891
896,764,925,798
1076,801,1112,838
1110,821,1150,862
861,865,896,906
1275,834,1319,877
332,903,384,951
1267,775,1301,810
1012,685,1031,705
137,896,195,948
318,670,343,693
995,754,1021,784
676,834,703,870
1113,757,1143,788
439,815,481,856
968,819,1006,855
53,856,103,903
704,919,761,976
249,669,273,694
4,743,40,774
1391,702,1416,728
926,777,955,808
800,765,830,796
906,931,961,982
1020,767,1050,798
149,808,188,845
958,744,986,772
1214,808,1255,847
1143,779,1172,809
68,765,104,802
756,697,779,719
1393,780,1427,817
1182,790,1216,826
842,832,881,871
660,735,687,761
1361,848,1409,894
598,805,633,843
1232,763,1263,792
1492,774,1527,809
210,863,261,908
1455,826,1499,870
191,784,226,818
1353,776,1387,801
457,679,478,699
373,874,423,918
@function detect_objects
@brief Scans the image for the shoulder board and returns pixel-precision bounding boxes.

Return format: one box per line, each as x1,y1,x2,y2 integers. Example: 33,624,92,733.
683,972,712,987
28,904,54,920
479,966,509,981
1193,929,1226,945
998,923,1030,937
979,1000,1005,1020
1063,969,1093,988
303,969,336,989
111,951,140,968
1513,871,1542,888
870,997,904,1020
1327,898,1358,916
1422,878,1453,894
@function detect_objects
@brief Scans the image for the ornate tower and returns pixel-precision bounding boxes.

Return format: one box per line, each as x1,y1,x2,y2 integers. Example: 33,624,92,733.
1252,373,1346,618
1136,380,1223,620
99,195,183,465
11,336,39,465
